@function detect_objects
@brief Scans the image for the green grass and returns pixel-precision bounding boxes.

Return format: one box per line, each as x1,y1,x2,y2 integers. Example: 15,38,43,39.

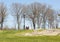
0,30,60,42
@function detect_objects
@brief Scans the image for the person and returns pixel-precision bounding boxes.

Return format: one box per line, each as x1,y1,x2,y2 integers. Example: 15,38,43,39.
26,26,29,30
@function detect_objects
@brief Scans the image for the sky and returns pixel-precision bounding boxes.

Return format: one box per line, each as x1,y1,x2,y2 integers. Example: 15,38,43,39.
0,0,60,10
0,0,60,29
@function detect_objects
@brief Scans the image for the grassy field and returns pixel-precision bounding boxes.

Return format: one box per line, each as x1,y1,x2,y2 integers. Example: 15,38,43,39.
0,30,60,42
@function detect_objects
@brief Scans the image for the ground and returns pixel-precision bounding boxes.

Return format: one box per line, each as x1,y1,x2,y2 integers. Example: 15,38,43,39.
0,29,60,42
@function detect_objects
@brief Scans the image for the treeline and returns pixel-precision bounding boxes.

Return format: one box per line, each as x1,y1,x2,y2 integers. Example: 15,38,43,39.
0,2,59,30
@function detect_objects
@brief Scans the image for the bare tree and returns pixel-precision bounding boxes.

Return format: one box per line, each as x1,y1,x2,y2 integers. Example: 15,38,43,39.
40,4,47,29
35,3,42,29
40,5,55,29
27,2,42,29
21,5,28,29
10,2,56,30
55,11,60,28
11,3,23,30
0,3,7,30
45,6,55,29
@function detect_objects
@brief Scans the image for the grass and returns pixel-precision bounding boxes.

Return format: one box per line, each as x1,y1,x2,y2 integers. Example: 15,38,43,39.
0,30,60,42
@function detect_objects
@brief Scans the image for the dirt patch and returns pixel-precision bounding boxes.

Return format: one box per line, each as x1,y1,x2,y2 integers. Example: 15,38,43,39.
22,29,60,36
15,29,60,36
0,30,3,33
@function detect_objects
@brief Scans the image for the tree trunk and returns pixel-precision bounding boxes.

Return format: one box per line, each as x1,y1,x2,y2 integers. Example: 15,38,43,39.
24,15,25,30
33,22,35,29
37,15,40,29
17,15,20,30
56,23,58,29
18,21,20,30
43,18,46,29
33,20,35,29
1,22,3,30
1,17,3,30
42,14,46,29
